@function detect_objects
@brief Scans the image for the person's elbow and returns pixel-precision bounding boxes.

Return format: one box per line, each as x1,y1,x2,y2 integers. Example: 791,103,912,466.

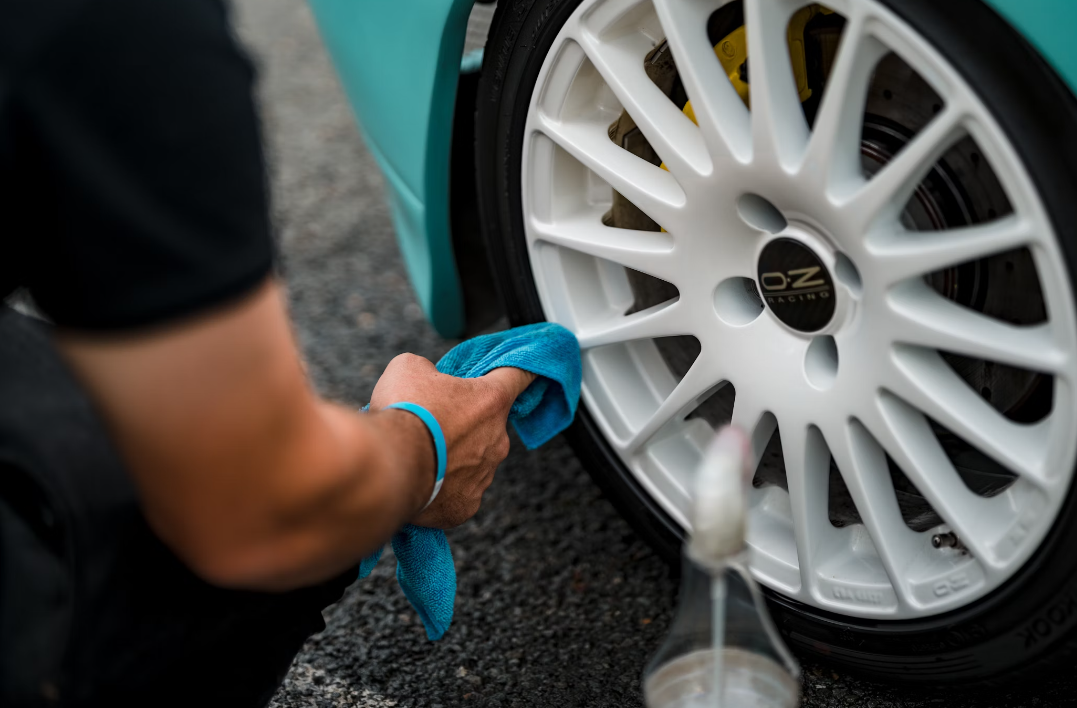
182,540,286,591
144,458,406,591
147,503,299,590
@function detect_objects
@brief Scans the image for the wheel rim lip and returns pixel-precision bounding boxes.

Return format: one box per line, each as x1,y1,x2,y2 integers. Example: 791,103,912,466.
518,0,1077,620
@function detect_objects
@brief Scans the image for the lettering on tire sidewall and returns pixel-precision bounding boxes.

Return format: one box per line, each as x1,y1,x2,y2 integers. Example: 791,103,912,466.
1015,587,1077,650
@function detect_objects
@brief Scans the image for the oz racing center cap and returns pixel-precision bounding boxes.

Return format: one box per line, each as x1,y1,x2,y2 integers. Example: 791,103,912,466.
757,237,835,333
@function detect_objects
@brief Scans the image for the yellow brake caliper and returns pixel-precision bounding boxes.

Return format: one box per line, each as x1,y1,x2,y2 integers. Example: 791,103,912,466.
669,4,832,150
632,4,834,231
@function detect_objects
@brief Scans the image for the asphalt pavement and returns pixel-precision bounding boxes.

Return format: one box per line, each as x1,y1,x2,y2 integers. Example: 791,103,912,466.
231,1,1076,706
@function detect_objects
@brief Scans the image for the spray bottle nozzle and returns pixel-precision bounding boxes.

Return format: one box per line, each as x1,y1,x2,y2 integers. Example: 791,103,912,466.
687,427,753,570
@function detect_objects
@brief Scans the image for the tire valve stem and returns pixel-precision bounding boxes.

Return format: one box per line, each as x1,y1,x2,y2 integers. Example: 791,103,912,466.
932,532,960,550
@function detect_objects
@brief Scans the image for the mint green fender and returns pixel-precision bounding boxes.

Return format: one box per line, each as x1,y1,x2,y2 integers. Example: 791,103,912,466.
984,0,1077,95
309,0,1077,339
308,0,476,338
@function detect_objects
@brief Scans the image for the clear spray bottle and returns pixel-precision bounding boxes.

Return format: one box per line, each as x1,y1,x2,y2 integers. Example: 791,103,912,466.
643,427,801,708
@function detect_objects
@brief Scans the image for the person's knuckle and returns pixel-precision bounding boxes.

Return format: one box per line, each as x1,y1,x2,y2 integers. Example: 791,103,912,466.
383,353,407,371
399,352,429,369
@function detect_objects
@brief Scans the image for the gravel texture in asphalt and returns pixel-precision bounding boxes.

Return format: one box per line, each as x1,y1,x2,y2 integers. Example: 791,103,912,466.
231,1,1077,706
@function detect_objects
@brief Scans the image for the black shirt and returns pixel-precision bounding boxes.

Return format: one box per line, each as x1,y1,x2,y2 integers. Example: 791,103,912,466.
0,0,273,331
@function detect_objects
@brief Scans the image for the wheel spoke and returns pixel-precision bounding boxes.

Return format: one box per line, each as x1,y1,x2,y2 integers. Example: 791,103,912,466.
825,420,920,605
576,29,711,180
850,103,967,231
871,215,1035,284
576,299,690,349
803,10,887,192
887,281,1067,374
528,213,677,282
781,423,842,592
889,344,1052,482
535,114,687,230
651,0,752,165
625,354,723,453
965,115,1042,222
871,393,1016,569
744,0,809,169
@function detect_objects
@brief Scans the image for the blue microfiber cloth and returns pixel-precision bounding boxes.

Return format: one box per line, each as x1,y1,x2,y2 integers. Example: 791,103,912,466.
359,322,581,640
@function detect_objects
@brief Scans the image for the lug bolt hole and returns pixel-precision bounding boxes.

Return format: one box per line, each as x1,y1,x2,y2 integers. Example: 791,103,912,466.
834,252,862,297
736,193,787,234
714,277,765,326
804,335,838,390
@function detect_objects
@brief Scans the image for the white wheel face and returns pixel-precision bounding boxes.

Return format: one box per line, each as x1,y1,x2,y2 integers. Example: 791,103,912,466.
521,0,1077,619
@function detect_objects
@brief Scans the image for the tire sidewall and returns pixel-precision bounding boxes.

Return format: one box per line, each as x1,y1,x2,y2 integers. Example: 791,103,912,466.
475,0,1077,684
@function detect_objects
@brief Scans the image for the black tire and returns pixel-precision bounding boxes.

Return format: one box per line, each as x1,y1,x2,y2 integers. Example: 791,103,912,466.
475,0,1077,686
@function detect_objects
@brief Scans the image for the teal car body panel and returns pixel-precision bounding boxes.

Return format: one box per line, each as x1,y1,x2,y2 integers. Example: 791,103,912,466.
308,0,475,338
309,0,1077,339
983,0,1077,94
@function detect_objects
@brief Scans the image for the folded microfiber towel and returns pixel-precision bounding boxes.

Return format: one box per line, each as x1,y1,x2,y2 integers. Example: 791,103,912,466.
359,322,581,640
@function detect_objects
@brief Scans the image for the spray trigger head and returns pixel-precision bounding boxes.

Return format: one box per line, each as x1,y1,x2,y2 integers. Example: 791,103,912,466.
687,426,752,569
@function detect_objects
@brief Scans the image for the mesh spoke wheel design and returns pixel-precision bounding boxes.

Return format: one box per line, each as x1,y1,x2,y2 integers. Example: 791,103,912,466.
519,0,1077,619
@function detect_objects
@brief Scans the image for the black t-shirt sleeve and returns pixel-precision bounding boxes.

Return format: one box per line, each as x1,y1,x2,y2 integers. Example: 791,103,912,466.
8,0,273,331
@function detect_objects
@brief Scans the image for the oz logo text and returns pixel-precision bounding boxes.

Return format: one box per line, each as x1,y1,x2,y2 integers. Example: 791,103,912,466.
760,267,828,292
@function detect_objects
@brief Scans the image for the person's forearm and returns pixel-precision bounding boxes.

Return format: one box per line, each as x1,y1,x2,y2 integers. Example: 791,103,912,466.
57,280,441,591
238,402,436,589
188,400,437,591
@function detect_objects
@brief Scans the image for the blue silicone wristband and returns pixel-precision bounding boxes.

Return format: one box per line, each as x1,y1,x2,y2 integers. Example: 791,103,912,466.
385,402,446,509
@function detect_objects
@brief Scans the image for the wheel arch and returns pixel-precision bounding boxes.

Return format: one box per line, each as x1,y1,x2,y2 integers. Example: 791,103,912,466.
308,0,478,338
983,0,1077,100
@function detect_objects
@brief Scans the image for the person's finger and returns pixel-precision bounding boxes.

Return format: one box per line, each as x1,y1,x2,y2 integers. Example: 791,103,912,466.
482,367,537,403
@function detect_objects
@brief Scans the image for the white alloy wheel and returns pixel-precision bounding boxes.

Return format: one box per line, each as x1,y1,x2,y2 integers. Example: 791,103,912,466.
519,0,1077,619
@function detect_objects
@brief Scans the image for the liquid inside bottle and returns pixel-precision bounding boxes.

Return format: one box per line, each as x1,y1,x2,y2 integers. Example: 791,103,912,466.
644,646,799,708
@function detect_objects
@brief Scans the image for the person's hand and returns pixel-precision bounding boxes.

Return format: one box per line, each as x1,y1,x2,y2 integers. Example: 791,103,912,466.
369,354,536,529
